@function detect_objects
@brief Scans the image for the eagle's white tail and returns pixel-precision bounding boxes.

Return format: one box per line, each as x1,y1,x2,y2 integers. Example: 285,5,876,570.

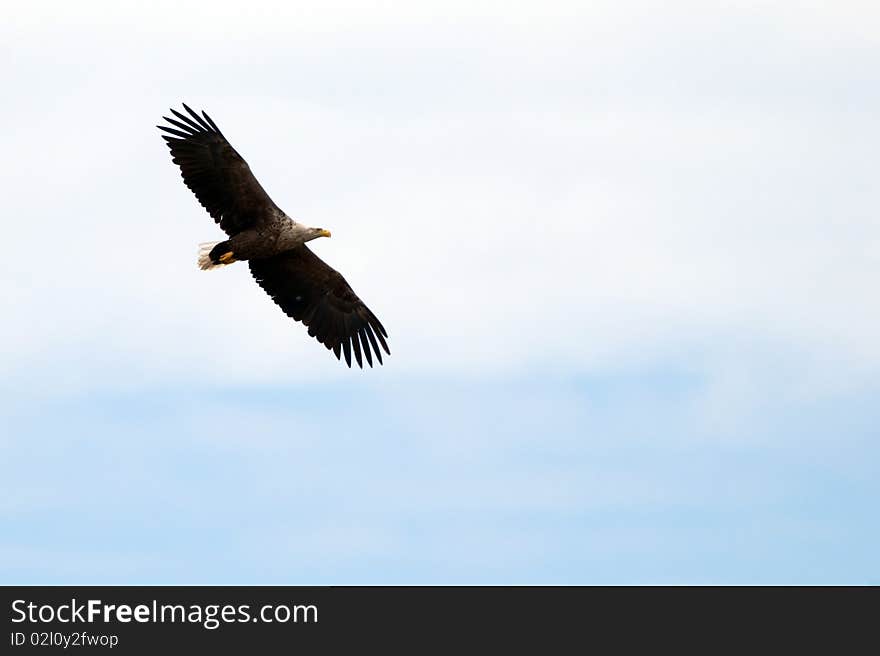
198,242,228,270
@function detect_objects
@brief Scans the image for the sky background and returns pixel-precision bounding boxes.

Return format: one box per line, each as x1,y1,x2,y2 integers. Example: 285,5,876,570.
1,0,878,583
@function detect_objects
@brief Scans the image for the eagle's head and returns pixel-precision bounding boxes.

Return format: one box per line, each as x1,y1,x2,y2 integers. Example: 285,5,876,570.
306,227,332,241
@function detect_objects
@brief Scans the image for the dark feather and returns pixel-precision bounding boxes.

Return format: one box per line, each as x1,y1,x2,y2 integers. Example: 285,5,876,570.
342,338,352,368
183,103,213,131
157,125,190,139
162,115,198,133
170,107,207,133
351,329,364,368
359,330,373,367
201,110,222,133
372,321,390,355
363,323,384,365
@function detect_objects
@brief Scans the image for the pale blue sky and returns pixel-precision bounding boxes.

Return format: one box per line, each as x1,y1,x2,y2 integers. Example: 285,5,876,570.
1,1,878,583
3,372,878,583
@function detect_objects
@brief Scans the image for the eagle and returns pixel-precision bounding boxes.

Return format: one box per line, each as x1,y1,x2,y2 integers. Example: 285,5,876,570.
158,104,390,368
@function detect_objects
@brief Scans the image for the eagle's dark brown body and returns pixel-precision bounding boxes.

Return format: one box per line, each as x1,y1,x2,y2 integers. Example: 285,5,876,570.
158,104,390,368
208,211,314,263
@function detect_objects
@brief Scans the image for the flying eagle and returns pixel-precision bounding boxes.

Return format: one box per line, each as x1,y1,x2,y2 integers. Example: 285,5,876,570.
158,104,390,368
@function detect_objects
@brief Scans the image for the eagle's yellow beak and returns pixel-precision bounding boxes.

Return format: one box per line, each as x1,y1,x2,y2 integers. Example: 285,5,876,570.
320,229,332,238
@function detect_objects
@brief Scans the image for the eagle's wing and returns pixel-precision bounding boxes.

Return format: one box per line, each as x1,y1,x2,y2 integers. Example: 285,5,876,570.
249,246,391,368
158,104,280,235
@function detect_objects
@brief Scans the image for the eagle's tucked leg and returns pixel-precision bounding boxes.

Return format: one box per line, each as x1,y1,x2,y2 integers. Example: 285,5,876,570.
197,241,237,270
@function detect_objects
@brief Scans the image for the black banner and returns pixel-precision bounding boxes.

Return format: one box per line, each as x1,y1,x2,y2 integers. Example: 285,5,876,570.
1,586,874,651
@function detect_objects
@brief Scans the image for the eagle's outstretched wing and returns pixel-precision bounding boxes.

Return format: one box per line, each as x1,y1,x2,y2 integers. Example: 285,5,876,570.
249,247,390,368
158,104,279,235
